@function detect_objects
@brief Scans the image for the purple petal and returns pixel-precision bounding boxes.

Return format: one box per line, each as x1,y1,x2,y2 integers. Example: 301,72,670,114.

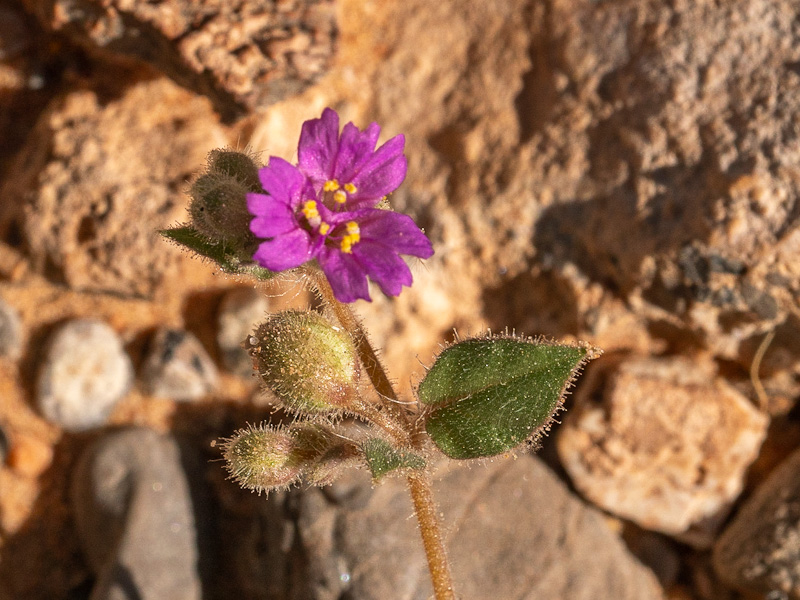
252,228,313,271
357,210,434,258
318,247,371,302
334,121,381,182
297,108,340,185
258,157,307,209
352,241,413,297
247,193,298,238
349,135,407,204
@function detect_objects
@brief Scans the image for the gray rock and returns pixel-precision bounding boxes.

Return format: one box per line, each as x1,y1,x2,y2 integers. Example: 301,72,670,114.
36,319,133,431
298,455,664,600
713,446,800,599
0,297,22,360
140,328,218,401
216,287,270,378
71,427,202,600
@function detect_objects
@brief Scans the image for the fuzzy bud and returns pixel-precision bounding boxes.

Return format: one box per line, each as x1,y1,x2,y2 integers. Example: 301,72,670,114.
189,173,254,245
222,424,305,493
206,149,262,192
222,423,348,493
304,443,361,487
248,310,360,414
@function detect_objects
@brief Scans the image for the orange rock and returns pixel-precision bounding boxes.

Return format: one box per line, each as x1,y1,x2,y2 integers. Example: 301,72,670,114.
7,433,53,478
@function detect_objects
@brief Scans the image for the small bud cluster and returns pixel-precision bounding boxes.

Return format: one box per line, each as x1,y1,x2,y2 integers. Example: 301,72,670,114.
188,148,262,255
222,422,354,494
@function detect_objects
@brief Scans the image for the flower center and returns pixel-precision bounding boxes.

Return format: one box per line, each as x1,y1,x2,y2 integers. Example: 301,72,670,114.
339,221,361,253
322,179,358,207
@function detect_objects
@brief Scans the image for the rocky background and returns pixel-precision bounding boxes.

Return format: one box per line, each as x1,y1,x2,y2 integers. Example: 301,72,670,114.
0,0,799,598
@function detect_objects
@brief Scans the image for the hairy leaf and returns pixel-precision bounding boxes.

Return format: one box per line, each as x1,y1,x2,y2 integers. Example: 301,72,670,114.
420,337,598,459
362,438,425,480
160,225,274,280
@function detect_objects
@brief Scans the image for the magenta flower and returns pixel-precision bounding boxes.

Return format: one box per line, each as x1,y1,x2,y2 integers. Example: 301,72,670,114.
247,108,433,303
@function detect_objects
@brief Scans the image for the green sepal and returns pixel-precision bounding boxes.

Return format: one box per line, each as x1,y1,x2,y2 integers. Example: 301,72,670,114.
419,337,599,459
361,438,426,480
159,225,275,280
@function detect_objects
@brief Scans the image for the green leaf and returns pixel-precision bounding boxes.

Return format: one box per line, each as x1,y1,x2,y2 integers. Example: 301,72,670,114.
159,226,275,280
419,337,598,459
361,438,425,480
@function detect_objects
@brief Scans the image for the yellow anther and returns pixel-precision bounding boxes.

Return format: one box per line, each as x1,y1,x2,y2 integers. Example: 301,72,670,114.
301,200,319,220
318,222,330,235
344,182,357,194
333,190,347,204
339,221,361,253
301,200,322,228
323,179,340,192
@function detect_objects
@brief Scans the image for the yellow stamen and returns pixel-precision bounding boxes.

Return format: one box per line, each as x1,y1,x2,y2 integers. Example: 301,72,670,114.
339,221,361,253
323,179,340,192
301,200,319,220
333,190,347,204
301,200,321,228
344,182,357,194
319,222,330,235
345,221,360,238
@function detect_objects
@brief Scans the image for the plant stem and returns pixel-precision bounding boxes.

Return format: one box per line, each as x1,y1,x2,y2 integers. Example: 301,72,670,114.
351,397,411,446
407,473,456,600
306,267,456,600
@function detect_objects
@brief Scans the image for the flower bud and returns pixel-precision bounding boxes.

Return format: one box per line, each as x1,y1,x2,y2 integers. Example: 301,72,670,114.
304,443,361,487
189,173,253,245
221,423,345,493
248,310,360,414
222,423,304,493
206,149,261,192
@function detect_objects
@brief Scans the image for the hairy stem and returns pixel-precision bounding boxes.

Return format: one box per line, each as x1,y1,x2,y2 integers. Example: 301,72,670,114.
305,266,456,600
407,473,456,600
351,397,411,446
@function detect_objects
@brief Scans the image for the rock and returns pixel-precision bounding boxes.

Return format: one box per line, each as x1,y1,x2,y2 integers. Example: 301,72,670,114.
557,354,769,541
140,328,218,401
0,77,226,298
713,446,800,599
297,455,664,600
6,431,53,478
217,287,270,378
623,527,682,589
71,427,202,600
0,2,58,183
0,5,30,62
0,297,23,359
316,0,800,396
25,0,337,117
518,0,800,365
36,319,133,431
0,422,9,464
